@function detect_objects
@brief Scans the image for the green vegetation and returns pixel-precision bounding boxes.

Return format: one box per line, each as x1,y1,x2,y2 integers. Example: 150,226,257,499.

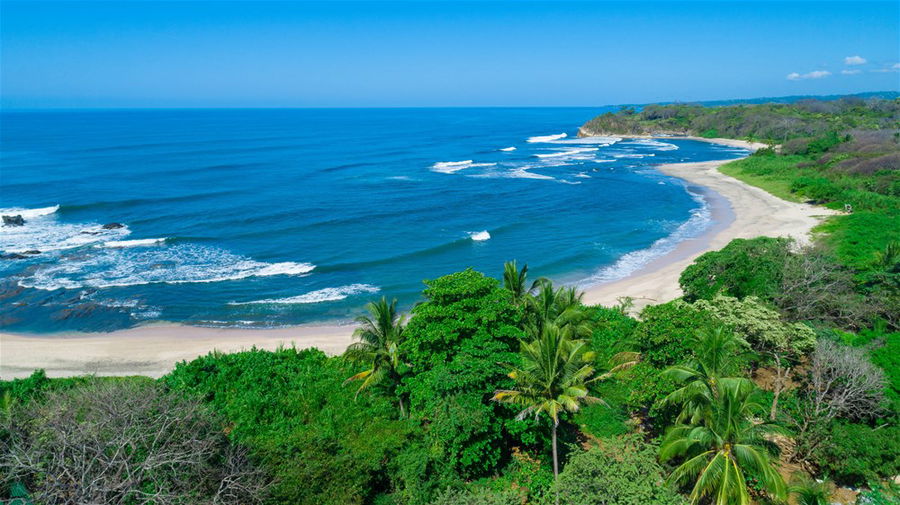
3,96,898,504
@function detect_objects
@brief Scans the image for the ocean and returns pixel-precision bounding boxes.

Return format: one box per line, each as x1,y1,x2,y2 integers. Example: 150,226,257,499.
0,108,748,333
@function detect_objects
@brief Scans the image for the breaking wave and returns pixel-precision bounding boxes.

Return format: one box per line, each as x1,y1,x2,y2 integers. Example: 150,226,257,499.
231,283,380,305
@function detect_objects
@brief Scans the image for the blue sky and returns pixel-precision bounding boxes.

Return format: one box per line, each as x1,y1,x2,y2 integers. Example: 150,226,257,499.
1,1,898,108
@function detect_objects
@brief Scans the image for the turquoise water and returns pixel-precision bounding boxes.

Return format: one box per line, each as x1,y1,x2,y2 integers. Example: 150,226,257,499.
0,108,747,332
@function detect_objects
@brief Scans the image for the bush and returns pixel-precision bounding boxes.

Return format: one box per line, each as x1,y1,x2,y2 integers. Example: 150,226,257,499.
679,237,792,302
163,347,412,505
553,435,684,505
633,300,719,367
814,421,900,487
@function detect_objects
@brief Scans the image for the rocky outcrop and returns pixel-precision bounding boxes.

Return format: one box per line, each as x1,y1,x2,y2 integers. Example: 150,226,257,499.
2,215,25,226
102,223,125,229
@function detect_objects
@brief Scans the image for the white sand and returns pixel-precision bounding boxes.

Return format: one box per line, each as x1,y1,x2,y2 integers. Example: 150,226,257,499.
582,139,836,310
0,138,835,379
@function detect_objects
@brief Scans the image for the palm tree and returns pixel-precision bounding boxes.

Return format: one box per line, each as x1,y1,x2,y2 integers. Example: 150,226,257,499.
343,296,408,416
503,260,546,303
526,281,591,338
660,380,787,505
790,476,831,505
662,326,750,423
492,324,600,505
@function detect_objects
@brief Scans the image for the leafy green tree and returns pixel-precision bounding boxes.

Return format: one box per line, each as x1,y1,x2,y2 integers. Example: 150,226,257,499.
679,237,792,302
401,269,525,478
492,324,602,504
660,381,787,505
344,296,408,416
553,435,684,505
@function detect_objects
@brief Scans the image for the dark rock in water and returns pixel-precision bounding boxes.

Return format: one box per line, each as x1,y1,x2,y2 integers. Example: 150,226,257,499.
22,250,41,255
1,253,28,260
81,230,100,235
102,222,125,229
2,215,25,226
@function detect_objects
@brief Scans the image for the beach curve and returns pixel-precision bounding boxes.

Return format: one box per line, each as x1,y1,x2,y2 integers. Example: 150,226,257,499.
0,138,836,379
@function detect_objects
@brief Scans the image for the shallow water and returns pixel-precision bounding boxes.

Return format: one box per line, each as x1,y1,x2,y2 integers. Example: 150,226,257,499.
0,108,747,332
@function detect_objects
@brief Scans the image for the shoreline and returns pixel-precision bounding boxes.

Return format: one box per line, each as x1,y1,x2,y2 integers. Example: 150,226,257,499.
0,137,835,379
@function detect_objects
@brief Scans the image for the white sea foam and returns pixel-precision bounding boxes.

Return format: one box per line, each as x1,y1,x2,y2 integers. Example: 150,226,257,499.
627,139,679,151
500,146,517,152
101,238,168,248
549,136,621,145
0,205,60,219
17,244,315,290
431,160,496,174
534,147,599,159
2,218,131,254
231,283,380,305
613,153,655,158
574,172,591,178
469,230,491,241
526,133,568,143
580,189,711,286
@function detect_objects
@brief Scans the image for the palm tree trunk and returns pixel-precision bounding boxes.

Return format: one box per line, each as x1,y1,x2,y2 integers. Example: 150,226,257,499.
399,396,406,418
552,420,559,505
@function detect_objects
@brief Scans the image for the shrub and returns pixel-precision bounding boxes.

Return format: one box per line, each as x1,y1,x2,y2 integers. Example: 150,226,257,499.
633,300,719,367
163,347,412,505
679,237,792,302
553,435,684,505
814,421,900,487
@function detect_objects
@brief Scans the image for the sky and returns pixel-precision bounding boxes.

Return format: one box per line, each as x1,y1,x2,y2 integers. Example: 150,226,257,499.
1,1,898,108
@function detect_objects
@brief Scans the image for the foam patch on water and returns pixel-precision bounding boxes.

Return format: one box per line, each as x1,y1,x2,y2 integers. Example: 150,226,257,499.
626,139,679,151
499,146,517,152
469,230,491,241
17,244,315,290
580,188,712,286
549,136,621,145
1,207,131,253
527,133,568,143
231,283,380,305
534,147,599,159
431,160,496,174
102,238,168,248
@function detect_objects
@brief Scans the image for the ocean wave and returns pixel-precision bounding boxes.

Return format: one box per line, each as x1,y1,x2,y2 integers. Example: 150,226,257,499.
581,188,711,286
2,219,131,254
101,238,168,248
613,153,655,158
627,139,679,151
0,205,60,219
469,230,491,241
231,283,380,305
574,172,591,178
17,244,315,290
526,133,568,143
499,146,517,152
534,147,599,159
431,160,496,174
550,136,621,145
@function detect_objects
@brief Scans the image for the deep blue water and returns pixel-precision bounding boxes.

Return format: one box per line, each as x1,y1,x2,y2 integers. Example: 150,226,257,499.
0,108,747,332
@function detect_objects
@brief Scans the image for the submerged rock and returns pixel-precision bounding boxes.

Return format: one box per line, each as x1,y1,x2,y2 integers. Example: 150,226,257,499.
22,250,41,255
102,222,125,229
1,253,28,260
2,215,25,226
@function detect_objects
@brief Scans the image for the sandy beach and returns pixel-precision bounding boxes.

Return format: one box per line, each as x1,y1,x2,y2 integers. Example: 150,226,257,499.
0,138,836,379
